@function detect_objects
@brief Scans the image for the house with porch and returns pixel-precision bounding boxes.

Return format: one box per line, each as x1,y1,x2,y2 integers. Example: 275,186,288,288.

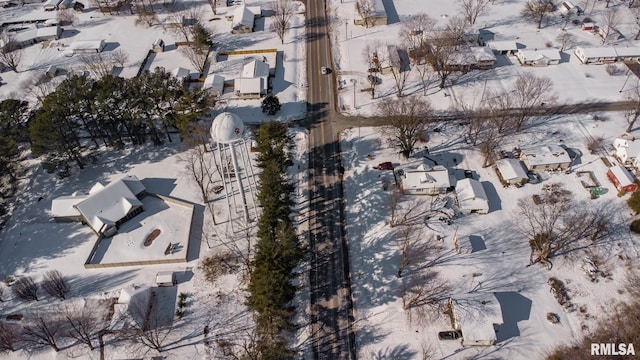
520,145,571,171
399,164,453,195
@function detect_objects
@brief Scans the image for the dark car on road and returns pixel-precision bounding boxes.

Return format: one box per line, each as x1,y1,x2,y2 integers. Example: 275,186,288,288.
438,330,462,340
375,162,393,170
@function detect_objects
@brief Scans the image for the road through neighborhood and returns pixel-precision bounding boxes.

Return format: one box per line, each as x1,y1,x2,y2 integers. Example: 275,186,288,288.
306,0,356,359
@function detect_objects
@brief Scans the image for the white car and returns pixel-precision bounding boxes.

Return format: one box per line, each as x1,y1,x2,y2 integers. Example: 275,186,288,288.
321,66,328,75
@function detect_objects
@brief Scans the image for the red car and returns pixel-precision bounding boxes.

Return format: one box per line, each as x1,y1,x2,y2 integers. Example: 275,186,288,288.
376,162,393,170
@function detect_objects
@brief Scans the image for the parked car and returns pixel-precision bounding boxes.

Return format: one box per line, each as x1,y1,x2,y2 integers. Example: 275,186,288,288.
527,172,541,184
438,330,462,340
321,66,329,75
375,162,393,170
464,170,473,179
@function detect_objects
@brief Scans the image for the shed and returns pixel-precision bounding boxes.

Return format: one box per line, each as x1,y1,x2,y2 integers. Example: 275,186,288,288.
581,22,595,31
450,293,503,346
230,4,261,34
152,38,165,53
516,48,561,66
574,46,618,64
170,67,190,80
520,145,571,171
400,164,452,195
456,178,489,214
70,39,106,54
607,164,637,193
496,158,528,184
560,1,580,15
156,272,176,287
203,74,225,96
486,40,518,55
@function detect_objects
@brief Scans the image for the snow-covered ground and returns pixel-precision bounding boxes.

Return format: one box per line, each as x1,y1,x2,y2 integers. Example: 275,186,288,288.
342,110,640,359
331,0,640,114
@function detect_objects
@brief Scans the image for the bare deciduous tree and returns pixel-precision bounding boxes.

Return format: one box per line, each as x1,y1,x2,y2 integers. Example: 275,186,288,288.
270,0,294,45
378,96,432,158
180,46,209,75
22,313,62,352
111,48,129,68
80,53,114,78
380,45,411,97
0,322,21,352
362,41,382,98
458,0,491,25
521,0,555,29
401,271,450,310
57,9,78,25
511,73,554,132
41,270,69,300
12,276,38,302
515,183,610,268
599,7,620,44
0,36,23,73
396,226,432,278
409,46,436,96
62,304,105,350
125,290,171,353
626,81,640,132
400,13,436,49
556,32,576,51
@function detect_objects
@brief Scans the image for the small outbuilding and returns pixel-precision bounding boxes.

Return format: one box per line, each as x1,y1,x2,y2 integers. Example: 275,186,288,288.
152,38,165,53
496,158,528,185
449,293,503,347
581,22,595,31
156,272,177,287
203,73,225,97
229,4,261,34
607,164,637,193
70,39,106,54
456,178,489,214
353,0,387,27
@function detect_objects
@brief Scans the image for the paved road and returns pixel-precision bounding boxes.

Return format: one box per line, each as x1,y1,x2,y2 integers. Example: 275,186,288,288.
306,0,356,359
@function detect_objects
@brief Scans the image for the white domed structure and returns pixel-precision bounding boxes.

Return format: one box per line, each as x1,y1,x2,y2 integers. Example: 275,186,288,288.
210,112,246,144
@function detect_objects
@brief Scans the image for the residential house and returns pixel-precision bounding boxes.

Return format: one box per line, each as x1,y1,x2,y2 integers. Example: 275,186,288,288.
516,48,561,66
449,293,503,346
496,158,528,184
520,145,571,171
50,175,147,237
456,178,489,214
470,46,496,69
613,136,640,166
229,4,261,34
612,47,640,62
399,164,452,195
234,59,269,98
607,164,638,193
486,40,518,55
110,286,151,330
574,46,618,64
11,24,62,47
354,0,387,27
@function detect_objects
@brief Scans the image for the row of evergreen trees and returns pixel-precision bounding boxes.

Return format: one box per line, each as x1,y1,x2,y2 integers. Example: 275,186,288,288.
29,68,211,176
247,122,304,358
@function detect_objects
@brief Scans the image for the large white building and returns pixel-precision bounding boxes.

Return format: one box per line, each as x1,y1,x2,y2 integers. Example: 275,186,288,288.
51,175,147,237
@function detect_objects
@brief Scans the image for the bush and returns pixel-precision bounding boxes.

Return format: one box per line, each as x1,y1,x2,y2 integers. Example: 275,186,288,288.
198,252,237,283
606,64,618,76
630,219,640,234
628,190,640,214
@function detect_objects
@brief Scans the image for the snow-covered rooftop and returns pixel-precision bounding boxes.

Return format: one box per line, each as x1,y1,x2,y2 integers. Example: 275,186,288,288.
609,164,636,187
496,158,528,182
521,145,571,166
456,178,489,212
451,292,503,345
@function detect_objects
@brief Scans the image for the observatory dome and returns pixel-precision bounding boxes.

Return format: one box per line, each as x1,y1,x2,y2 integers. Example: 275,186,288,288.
210,112,246,144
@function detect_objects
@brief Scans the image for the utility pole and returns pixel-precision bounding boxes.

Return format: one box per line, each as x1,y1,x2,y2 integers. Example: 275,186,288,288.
351,78,357,110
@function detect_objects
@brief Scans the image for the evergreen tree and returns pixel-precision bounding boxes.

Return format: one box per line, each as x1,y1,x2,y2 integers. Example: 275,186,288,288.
628,190,640,215
261,94,282,115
